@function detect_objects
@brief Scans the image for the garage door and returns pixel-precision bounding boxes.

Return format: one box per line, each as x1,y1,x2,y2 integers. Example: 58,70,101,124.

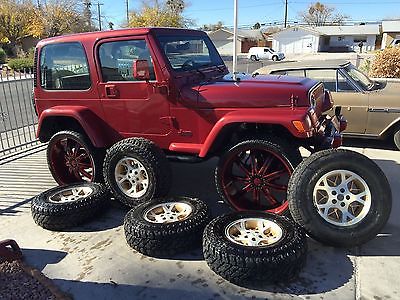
279,37,314,54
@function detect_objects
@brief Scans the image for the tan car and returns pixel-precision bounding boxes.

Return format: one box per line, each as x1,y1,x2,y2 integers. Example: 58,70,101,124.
254,61,400,150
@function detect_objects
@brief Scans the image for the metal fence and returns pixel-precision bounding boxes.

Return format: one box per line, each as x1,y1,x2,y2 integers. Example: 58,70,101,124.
0,70,41,162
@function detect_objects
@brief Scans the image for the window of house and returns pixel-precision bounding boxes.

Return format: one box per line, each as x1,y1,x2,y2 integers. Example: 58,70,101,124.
40,42,91,90
354,36,367,43
98,39,155,82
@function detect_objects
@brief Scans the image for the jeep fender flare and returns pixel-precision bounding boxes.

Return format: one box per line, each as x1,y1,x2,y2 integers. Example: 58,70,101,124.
198,109,310,157
37,106,117,148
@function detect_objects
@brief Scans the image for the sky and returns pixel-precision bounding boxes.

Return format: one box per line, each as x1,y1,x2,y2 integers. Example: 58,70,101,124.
100,0,400,29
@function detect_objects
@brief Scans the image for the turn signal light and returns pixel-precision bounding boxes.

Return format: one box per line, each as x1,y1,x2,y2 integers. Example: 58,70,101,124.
292,121,307,133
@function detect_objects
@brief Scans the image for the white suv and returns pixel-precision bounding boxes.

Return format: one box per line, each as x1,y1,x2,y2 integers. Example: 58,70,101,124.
248,47,285,62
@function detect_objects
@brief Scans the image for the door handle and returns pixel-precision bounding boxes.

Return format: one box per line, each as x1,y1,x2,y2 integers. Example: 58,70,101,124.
105,84,119,98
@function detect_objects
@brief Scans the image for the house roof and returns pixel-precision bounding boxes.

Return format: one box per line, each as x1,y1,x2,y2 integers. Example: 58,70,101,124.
272,24,380,37
315,24,380,36
207,28,264,40
382,20,400,32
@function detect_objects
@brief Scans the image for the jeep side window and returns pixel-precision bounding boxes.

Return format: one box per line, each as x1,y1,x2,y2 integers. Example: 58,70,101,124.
99,40,155,82
39,42,90,90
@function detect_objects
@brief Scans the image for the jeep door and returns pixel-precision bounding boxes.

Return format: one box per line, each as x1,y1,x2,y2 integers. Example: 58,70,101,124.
96,37,171,137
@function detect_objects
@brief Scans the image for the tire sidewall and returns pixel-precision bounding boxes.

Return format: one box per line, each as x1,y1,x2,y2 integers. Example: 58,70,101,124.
296,153,391,243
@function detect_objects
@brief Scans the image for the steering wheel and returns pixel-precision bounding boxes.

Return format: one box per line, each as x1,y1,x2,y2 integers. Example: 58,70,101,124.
181,59,195,70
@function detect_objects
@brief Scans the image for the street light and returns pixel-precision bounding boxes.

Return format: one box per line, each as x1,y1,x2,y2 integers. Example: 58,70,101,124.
232,0,238,79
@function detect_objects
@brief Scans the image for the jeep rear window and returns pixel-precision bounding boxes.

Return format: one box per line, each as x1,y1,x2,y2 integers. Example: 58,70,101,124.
39,42,91,90
157,35,224,72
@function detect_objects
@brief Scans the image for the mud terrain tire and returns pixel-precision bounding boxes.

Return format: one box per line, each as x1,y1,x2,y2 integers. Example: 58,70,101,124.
103,138,171,207
124,197,211,257
31,183,109,230
288,149,392,247
203,211,307,285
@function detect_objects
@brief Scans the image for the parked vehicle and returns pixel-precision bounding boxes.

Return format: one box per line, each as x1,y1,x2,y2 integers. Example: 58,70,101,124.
247,47,285,61
390,38,400,47
33,28,345,214
254,61,400,150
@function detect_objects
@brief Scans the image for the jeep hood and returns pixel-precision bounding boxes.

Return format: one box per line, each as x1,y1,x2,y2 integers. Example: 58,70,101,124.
190,74,316,108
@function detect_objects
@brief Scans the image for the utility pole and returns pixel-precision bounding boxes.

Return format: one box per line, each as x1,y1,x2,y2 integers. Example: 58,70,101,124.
96,2,104,31
284,0,288,28
125,0,129,26
232,0,238,79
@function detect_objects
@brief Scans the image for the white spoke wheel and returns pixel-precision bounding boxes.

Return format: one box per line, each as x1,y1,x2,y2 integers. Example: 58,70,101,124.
203,212,307,285
103,138,172,207
288,149,392,247
144,202,193,224
124,197,211,258
114,157,149,198
31,183,109,231
225,218,283,247
313,170,371,227
49,186,93,204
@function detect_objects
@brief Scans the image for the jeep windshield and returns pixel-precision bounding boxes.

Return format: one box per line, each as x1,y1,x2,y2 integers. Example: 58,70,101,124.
157,35,224,72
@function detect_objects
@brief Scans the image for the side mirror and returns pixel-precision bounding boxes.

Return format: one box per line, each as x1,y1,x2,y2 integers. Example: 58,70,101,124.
133,59,150,81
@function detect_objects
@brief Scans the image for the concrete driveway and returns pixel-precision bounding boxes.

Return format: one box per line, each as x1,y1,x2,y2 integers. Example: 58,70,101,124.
0,146,399,300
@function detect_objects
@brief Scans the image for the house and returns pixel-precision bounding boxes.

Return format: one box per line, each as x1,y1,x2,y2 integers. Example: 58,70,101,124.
381,20,400,49
272,24,380,54
207,28,266,55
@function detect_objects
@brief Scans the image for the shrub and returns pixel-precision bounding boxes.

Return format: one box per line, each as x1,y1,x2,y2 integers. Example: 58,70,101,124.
369,47,400,78
0,48,6,64
7,58,34,71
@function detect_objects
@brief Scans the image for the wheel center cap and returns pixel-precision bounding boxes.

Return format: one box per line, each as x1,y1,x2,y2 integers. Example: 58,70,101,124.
253,178,262,186
337,194,344,201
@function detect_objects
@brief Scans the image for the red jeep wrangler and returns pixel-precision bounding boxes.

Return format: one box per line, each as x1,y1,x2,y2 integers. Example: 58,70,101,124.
33,28,345,214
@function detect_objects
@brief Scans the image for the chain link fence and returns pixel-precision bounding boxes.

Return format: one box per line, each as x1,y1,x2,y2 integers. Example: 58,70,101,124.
0,70,42,162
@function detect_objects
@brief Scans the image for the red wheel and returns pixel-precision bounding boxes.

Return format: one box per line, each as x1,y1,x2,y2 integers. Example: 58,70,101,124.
47,131,99,185
215,139,302,214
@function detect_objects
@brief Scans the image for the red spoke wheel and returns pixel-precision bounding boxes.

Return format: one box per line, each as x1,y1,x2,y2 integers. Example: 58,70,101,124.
47,131,102,185
215,138,302,215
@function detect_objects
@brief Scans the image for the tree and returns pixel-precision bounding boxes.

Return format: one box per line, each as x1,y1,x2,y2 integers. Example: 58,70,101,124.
201,21,224,31
253,22,261,30
128,0,192,28
83,0,93,29
299,2,348,26
0,0,36,54
34,0,93,37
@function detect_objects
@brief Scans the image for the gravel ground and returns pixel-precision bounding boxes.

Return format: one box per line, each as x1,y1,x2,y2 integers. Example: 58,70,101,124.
0,260,55,300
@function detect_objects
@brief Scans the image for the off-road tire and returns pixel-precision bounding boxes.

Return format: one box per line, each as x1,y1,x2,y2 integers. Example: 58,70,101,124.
103,138,172,207
288,149,392,247
215,137,302,215
31,183,109,231
124,197,211,257
203,211,307,285
47,130,104,185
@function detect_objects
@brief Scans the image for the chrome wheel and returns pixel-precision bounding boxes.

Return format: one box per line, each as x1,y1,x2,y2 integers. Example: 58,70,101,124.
313,170,371,227
115,157,149,198
49,186,93,203
144,202,193,224
225,218,283,247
